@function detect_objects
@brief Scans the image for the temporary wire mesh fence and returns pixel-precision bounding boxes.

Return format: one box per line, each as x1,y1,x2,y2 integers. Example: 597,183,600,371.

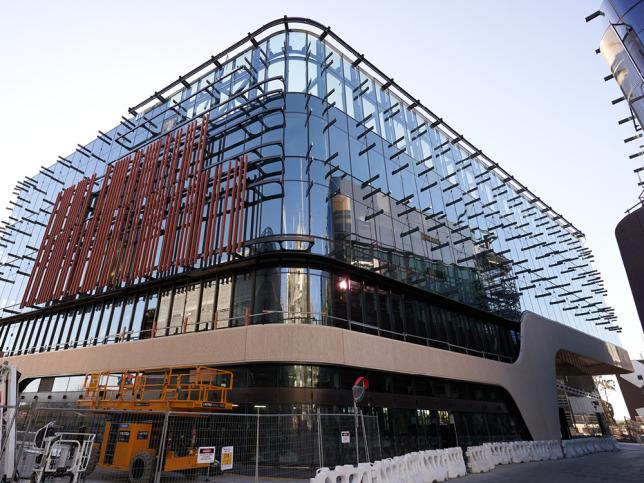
11,404,381,482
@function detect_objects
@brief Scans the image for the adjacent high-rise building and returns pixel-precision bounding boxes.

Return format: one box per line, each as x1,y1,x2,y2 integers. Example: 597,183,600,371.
0,17,631,454
590,0,644,332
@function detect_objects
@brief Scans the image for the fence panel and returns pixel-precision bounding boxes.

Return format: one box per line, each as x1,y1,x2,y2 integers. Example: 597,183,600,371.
11,405,380,482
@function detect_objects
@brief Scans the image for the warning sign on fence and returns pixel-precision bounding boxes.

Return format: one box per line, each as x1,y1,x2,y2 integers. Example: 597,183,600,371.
221,446,234,470
197,446,216,464
341,431,350,444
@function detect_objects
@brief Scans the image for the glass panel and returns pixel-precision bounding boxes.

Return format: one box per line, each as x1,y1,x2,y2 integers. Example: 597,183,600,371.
23,379,40,393
96,302,113,345
72,308,91,349
215,277,232,328
155,288,172,337
282,267,308,324
115,298,134,341
231,273,253,327
108,300,124,343
141,292,158,340
67,376,85,392
169,285,187,336
184,283,201,333
129,295,146,341
52,377,70,392
254,268,283,324
87,303,104,346
308,269,329,325
199,280,216,331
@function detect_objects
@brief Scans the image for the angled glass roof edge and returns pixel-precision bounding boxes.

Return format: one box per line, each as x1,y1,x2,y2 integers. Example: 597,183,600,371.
122,16,585,239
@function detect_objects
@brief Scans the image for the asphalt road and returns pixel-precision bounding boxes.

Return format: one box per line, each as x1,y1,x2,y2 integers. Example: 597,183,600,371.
461,443,644,483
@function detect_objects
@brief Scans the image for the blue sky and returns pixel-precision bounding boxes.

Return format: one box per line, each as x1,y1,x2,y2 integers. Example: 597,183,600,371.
0,1,641,409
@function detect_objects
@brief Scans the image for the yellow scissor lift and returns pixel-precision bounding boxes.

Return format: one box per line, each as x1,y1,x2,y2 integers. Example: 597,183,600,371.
77,366,234,482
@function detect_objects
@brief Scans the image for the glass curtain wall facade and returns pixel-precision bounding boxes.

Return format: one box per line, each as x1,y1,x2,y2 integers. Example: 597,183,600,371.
0,21,619,342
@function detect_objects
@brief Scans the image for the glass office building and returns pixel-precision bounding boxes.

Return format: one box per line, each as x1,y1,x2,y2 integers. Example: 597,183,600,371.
0,18,628,453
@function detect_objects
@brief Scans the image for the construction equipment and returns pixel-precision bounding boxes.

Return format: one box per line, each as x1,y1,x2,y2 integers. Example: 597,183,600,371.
76,366,234,482
27,422,96,483
0,362,18,482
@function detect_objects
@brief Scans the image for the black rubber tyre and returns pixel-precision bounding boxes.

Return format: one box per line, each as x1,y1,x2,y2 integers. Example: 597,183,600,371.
84,443,100,476
128,452,155,483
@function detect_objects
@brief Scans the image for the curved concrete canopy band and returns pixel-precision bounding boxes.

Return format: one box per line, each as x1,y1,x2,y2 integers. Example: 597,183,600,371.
3,311,632,440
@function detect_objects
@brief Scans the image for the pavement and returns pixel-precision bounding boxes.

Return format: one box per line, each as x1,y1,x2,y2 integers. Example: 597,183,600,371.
33,442,644,482
462,443,644,483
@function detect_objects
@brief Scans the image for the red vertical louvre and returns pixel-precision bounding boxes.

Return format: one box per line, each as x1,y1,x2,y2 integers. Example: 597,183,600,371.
94,157,130,288
37,186,76,303
227,158,240,255
142,133,176,277
203,162,222,264
176,121,199,267
123,144,150,282
84,162,117,291
67,176,101,295
217,160,233,257
21,191,64,307
110,153,142,285
133,137,163,278
60,175,96,298
158,127,184,272
97,157,130,288
81,161,122,293
180,116,209,267
52,178,85,298
130,138,163,280
189,116,210,265
133,135,167,278
160,122,197,272
122,143,159,283
159,125,190,272
78,163,113,293
235,156,248,252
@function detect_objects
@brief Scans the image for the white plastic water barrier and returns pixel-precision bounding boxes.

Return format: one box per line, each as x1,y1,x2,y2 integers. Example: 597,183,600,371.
310,446,466,483
562,437,619,458
311,437,618,482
